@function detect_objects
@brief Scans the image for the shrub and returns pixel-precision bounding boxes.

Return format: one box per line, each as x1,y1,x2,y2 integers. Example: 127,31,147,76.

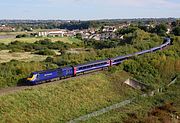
35,49,56,56
9,48,24,53
16,34,29,38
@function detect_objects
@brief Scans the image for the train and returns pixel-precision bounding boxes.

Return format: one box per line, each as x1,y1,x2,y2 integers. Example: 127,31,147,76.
27,38,171,85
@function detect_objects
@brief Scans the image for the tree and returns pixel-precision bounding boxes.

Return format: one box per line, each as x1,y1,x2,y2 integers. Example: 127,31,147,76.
171,20,180,27
153,24,167,36
75,33,82,40
116,27,138,35
172,26,180,36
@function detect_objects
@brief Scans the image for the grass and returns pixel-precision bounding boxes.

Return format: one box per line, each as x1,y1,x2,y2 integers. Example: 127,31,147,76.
0,50,48,63
0,37,82,44
85,80,180,123
0,31,25,36
0,71,140,123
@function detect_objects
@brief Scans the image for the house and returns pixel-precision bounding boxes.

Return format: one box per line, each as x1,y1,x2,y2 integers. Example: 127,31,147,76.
166,28,171,34
100,32,117,40
81,32,91,39
102,26,117,32
92,34,101,40
64,31,76,37
118,23,131,29
0,25,15,31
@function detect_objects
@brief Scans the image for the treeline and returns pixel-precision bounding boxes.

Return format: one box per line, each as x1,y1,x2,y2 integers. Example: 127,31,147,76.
116,20,180,36
0,29,162,54
49,30,163,66
121,36,180,88
9,21,91,31
0,39,83,55
85,29,162,50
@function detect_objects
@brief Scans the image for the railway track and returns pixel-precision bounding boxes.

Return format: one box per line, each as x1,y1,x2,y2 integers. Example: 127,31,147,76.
0,38,171,96
0,70,103,96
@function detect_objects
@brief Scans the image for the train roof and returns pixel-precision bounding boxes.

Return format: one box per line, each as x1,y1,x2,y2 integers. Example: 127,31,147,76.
111,54,133,60
32,66,72,74
150,46,160,50
75,59,109,68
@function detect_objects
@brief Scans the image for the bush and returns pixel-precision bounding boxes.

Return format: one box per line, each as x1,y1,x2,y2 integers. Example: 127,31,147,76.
35,49,56,56
45,57,54,62
0,43,7,50
36,39,52,45
172,26,180,36
16,34,29,38
9,48,24,53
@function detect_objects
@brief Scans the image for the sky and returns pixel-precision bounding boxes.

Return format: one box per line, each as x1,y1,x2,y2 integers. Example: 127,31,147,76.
0,0,180,20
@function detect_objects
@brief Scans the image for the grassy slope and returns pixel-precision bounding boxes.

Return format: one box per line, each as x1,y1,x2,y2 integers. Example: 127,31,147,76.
85,80,180,123
0,71,140,123
0,37,82,44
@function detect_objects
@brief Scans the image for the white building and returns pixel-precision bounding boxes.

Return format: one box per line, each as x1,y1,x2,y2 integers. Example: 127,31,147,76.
102,26,117,32
38,30,67,37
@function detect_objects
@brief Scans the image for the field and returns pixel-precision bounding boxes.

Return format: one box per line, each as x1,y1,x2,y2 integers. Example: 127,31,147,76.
0,50,48,63
0,37,82,44
0,71,141,123
0,31,25,36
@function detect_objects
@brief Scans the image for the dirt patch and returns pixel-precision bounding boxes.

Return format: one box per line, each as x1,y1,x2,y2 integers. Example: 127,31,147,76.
65,48,92,54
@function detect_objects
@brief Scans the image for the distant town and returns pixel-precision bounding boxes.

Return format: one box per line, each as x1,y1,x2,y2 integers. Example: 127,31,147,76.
0,18,178,41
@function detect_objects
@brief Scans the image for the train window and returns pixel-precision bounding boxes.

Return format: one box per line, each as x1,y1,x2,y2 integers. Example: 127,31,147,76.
98,63,101,66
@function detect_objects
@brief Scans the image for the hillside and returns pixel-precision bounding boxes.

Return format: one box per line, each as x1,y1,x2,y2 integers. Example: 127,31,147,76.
0,71,141,122
0,30,179,122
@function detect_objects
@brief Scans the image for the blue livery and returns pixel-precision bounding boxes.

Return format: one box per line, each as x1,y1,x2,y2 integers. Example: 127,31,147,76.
27,38,171,85
27,67,73,85
75,59,110,73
